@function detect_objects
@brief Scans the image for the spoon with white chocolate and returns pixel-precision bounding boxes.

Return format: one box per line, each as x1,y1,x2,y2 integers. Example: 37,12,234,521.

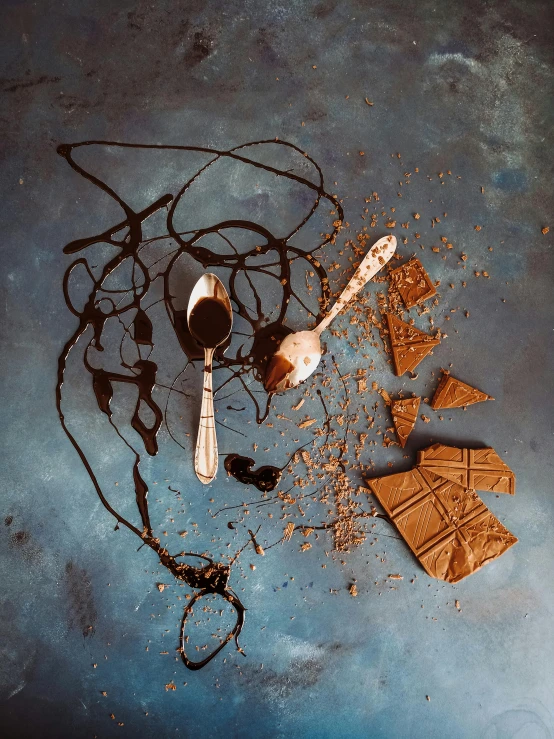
264,235,397,393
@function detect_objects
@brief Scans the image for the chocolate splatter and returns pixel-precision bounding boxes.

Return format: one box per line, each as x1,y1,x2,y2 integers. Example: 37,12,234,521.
10,530,30,547
56,139,342,669
65,561,97,638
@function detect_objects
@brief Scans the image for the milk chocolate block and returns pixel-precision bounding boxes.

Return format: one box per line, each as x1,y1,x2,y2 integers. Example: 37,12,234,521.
431,371,493,409
419,510,517,583
386,314,440,376
416,444,515,495
366,458,517,583
391,396,420,447
390,258,436,309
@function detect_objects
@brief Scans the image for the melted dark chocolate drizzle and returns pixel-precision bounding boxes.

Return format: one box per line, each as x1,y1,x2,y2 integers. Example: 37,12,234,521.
224,454,282,492
56,139,342,669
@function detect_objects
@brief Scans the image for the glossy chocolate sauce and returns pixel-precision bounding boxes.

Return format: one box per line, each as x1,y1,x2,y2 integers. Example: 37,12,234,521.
188,297,232,348
56,139,342,669
224,454,282,492
264,354,295,393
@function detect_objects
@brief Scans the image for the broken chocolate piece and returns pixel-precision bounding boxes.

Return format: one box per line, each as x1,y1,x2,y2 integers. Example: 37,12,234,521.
366,452,517,583
419,509,517,583
390,258,436,309
391,396,421,447
431,371,493,409
386,314,440,376
416,444,515,495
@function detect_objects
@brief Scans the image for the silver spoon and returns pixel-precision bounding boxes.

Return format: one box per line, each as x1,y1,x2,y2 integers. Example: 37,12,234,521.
265,235,397,393
187,274,233,484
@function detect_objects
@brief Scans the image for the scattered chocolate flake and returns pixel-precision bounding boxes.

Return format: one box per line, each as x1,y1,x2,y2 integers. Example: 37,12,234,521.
283,522,295,541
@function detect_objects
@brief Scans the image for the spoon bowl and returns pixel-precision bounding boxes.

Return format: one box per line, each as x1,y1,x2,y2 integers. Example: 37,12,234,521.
265,235,396,393
187,274,233,484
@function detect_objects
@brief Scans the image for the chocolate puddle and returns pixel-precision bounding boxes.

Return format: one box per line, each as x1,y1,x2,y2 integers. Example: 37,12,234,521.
56,139,342,669
224,454,282,492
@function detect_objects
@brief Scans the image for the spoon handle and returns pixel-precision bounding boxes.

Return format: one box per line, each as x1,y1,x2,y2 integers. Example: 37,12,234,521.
194,347,218,484
314,235,396,337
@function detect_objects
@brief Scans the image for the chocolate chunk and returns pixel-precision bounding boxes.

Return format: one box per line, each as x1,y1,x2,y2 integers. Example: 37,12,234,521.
390,258,436,309
417,444,515,495
431,371,493,409
420,509,517,583
366,445,517,583
391,396,421,447
386,314,440,376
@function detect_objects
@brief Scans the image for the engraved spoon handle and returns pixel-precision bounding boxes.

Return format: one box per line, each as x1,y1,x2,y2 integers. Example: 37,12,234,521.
194,347,218,484
313,235,397,337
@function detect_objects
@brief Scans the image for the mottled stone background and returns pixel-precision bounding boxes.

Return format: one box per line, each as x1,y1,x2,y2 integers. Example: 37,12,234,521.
1,1,553,737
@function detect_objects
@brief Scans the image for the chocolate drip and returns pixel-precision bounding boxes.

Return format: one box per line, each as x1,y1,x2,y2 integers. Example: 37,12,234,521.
56,139,342,669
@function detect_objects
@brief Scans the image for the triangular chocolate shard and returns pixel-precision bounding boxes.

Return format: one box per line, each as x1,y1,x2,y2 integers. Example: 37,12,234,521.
386,313,436,345
431,371,493,409
386,314,440,376
391,396,421,447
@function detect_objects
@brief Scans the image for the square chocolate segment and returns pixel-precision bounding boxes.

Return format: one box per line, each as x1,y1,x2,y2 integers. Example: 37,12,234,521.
390,258,436,309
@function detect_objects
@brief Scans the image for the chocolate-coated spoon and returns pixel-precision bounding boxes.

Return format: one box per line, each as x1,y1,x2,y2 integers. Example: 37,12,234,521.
187,274,233,484
265,235,397,393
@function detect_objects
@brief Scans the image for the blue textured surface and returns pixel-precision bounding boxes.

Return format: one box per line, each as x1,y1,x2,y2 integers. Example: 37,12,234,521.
1,1,553,737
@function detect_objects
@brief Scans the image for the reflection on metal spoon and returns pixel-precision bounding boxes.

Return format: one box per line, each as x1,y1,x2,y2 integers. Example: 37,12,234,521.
265,235,397,393
187,274,233,484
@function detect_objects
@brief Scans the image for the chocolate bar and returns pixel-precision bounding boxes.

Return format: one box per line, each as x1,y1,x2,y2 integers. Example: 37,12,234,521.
366,445,517,583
